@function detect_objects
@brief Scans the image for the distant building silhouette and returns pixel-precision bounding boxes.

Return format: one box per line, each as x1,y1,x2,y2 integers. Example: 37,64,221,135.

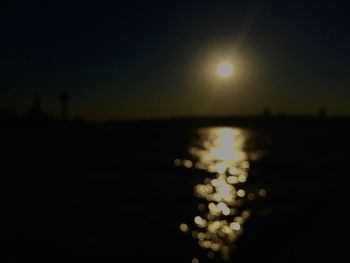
26,95,44,119
0,108,18,125
263,107,271,118
318,108,327,119
58,91,70,121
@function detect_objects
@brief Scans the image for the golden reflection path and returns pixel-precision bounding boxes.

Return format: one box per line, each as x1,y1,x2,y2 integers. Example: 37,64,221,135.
176,127,265,261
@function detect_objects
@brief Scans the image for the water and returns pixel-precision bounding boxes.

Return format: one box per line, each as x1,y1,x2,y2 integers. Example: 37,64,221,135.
176,127,264,261
172,125,349,262
2,124,350,262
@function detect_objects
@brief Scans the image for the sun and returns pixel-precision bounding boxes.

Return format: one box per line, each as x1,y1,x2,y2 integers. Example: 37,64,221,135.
216,61,233,78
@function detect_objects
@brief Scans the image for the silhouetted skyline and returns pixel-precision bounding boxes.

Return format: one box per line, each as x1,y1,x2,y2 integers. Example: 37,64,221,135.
1,0,349,120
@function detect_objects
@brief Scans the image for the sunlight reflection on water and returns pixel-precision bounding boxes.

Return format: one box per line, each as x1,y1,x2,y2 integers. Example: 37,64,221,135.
176,127,265,261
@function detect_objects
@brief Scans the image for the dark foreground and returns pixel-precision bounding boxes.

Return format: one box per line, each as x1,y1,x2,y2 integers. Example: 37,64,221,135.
1,118,350,262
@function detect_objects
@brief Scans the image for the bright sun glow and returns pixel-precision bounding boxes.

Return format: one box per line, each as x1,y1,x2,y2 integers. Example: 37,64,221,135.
216,61,233,78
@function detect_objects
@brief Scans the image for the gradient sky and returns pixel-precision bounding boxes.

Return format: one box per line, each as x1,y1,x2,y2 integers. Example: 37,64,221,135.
1,0,349,120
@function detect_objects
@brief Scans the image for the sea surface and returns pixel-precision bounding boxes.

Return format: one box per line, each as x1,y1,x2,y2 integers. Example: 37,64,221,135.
2,123,350,262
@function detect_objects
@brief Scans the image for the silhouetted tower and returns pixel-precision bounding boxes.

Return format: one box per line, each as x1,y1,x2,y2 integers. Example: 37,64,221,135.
25,95,50,123
33,95,42,114
58,91,69,121
263,107,271,118
318,108,327,119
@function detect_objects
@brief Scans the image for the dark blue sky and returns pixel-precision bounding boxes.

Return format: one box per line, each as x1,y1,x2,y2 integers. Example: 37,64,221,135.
1,0,349,120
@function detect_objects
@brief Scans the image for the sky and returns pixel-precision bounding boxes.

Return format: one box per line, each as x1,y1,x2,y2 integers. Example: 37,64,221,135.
1,0,349,120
